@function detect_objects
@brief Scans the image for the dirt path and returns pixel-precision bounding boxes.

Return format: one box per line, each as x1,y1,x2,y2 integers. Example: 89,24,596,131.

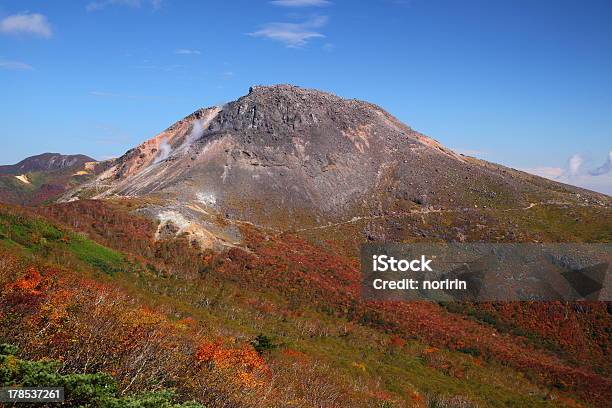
292,201,558,233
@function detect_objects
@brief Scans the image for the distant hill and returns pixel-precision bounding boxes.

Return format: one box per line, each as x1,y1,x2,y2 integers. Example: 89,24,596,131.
0,153,109,206
0,153,95,174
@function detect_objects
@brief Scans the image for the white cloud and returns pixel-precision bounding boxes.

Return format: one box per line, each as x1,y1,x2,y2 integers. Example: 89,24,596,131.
523,166,612,195
451,148,487,157
132,62,185,71
90,91,122,97
0,59,33,70
388,0,413,6
270,0,331,6
568,153,583,176
86,0,162,12
521,166,564,179
89,122,133,145
589,150,612,176
249,16,328,48
0,13,52,38
522,150,612,195
322,42,335,51
175,48,201,55
89,91,174,101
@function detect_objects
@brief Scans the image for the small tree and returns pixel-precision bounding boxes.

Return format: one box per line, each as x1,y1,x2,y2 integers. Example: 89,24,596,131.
251,334,276,355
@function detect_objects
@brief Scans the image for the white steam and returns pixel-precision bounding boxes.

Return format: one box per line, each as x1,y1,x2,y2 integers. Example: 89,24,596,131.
153,112,220,165
154,139,172,163
184,119,205,146
180,109,221,151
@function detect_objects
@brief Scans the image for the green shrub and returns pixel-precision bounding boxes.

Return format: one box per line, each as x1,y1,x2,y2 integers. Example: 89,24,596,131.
456,347,481,357
0,344,204,408
251,334,277,355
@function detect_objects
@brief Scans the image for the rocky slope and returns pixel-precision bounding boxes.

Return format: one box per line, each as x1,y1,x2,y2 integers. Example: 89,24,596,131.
61,85,610,244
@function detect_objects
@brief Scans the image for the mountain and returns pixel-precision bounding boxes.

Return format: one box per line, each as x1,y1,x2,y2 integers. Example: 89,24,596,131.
0,153,94,174
62,85,610,247
0,153,108,206
1,85,611,407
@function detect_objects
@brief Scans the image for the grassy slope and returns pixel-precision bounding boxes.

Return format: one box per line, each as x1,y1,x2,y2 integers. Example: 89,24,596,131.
0,168,96,206
0,201,609,407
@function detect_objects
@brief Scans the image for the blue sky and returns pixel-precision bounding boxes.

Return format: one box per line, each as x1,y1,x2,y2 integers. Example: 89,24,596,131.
1,0,611,193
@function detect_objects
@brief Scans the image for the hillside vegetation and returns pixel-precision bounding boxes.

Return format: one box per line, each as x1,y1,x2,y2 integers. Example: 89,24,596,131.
0,200,610,407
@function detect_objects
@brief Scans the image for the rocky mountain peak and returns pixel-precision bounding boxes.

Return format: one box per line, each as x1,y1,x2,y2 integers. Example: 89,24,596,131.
61,85,609,237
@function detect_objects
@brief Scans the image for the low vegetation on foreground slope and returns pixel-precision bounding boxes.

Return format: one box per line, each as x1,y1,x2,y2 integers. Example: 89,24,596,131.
0,344,203,407
0,200,610,407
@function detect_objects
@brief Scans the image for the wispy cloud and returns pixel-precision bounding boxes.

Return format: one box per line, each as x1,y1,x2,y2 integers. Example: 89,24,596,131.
86,0,162,12
387,0,413,7
89,91,176,101
249,15,328,48
589,150,612,176
0,59,33,70
522,166,564,179
132,63,185,72
270,0,331,7
322,42,335,51
88,122,133,145
221,71,234,80
451,148,487,157
0,13,52,38
175,48,201,55
522,150,612,195
90,91,123,97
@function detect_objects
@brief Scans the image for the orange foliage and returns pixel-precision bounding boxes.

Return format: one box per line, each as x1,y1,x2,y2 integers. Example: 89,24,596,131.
280,348,309,364
9,267,43,294
409,390,424,402
196,340,269,387
212,226,612,405
389,335,406,348
371,389,393,401
2,202,610,406
1,263,198,397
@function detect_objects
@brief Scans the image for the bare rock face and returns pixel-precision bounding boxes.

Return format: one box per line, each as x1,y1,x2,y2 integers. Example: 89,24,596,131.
63,85,610,232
